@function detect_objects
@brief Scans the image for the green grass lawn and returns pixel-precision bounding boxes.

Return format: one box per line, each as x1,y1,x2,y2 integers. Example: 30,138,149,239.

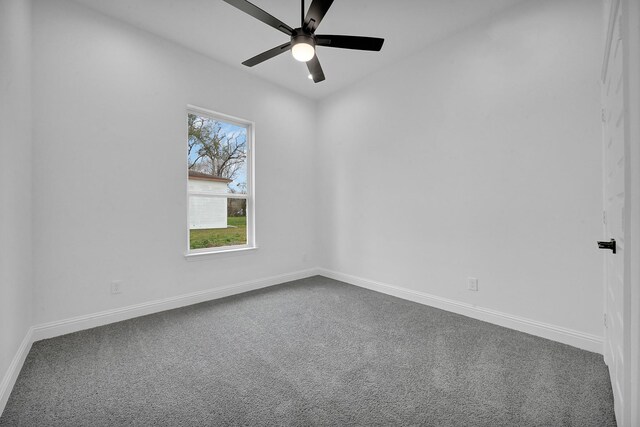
190,216,247,249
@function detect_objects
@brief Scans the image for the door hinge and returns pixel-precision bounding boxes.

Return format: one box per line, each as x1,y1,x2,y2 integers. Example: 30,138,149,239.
604,313,608,328
601,108,606,122
603,210,607,224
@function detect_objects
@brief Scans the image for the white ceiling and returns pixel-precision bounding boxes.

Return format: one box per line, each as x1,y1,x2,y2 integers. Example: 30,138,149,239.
71,0,526,99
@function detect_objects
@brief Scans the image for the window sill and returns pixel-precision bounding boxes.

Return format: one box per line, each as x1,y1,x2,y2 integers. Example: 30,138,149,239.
184,245,258,260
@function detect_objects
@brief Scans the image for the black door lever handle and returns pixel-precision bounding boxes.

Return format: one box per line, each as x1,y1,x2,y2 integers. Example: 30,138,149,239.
597,239,616,254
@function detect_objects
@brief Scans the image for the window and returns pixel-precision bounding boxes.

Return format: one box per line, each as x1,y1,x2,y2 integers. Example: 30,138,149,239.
186,106,254,255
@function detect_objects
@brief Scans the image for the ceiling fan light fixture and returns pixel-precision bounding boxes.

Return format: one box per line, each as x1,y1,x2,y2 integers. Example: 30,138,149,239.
291,32,316,62
292,42,315,62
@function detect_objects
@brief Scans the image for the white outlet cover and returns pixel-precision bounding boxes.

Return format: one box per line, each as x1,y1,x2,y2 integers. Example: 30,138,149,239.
111,280,123,294
468,277,478,291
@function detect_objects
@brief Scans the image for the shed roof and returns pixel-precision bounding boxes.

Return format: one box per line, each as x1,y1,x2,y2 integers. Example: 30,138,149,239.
188,170,232,183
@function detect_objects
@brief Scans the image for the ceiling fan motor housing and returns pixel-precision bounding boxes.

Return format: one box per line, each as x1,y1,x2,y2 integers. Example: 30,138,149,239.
291,28,315,49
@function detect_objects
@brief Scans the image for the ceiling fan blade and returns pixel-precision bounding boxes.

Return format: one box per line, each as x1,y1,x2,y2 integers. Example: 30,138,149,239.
316,35,384,51
306,55,325,83
223,0,294,36
303,0,334,32
242,42,292,67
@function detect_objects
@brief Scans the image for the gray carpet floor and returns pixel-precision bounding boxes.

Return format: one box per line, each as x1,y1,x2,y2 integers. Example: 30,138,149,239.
0,276,616,426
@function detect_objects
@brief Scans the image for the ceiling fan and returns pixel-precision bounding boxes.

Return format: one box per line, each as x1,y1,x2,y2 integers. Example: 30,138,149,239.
222,0,385,83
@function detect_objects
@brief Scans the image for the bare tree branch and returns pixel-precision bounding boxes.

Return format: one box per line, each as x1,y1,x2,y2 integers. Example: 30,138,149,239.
187,114,247,188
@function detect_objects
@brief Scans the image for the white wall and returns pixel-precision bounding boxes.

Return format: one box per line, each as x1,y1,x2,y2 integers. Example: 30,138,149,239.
17,0,606,344
31,0,318,324
317,0,604,337
0,0,33,402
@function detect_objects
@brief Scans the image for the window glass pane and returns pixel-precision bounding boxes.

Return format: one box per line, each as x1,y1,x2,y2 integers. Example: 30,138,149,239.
188,113,247,195
189,197,247,250
187,108,252,253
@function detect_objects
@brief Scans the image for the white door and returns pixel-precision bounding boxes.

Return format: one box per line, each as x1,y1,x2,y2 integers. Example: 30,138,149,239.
601,0,630,424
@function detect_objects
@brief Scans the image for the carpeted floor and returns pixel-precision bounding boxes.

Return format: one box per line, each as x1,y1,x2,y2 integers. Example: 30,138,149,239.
0,276,616,426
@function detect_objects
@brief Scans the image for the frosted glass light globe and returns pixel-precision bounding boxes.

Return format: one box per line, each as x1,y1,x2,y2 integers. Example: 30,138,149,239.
292,43,315,62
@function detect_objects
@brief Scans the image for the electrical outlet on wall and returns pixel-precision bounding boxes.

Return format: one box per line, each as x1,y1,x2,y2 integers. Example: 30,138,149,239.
110,280,123,295
467,277,478,291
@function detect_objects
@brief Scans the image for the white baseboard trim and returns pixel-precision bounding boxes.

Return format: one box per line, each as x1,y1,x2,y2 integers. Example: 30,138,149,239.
0,327,33,417
32,268,320,342
317,268,604,354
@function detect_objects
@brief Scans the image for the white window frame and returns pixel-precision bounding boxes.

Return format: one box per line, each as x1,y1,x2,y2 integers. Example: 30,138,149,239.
185,105,256,256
